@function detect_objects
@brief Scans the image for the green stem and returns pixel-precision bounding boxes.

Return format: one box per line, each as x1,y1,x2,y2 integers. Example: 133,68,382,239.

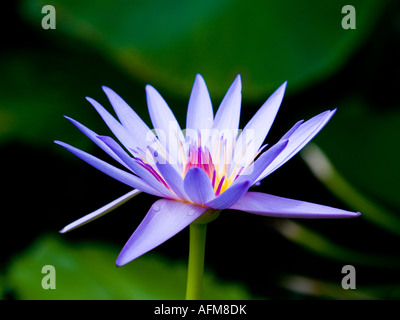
185,222,207,300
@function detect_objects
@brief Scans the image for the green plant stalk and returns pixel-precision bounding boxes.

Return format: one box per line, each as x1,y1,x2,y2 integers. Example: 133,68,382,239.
301,143,400,236
186,222,207,300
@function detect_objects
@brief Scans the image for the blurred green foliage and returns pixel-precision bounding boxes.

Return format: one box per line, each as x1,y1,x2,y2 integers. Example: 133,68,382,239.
279,274,400,299
1,0,399,300
21,0,386,99
5,235,254,299
314,100,400,211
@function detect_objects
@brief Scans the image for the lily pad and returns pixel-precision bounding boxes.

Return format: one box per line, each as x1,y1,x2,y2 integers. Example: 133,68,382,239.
0,48,145,148
21,0,387,100
6,234,254,300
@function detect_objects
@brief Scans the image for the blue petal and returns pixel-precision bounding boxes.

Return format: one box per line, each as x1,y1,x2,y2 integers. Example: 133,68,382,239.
86,97,139,152
54,140,163,197
183,167,215,204
208,75,242,152
186,74,214,144
205,181,250,209
97,136,176,199
102,86,156,149
60,189,141,233
155,159,188,200
230,191,361,218
212,74,242,132
116,199,208,266
233,82,287,168
233,139,288,186
146,85,185,165
256,109,336,181
64,116,130,170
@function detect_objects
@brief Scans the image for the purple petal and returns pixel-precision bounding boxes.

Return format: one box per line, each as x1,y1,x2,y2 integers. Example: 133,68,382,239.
97,135,176,198
64,116,130,170
54,141,163,197
86,97,139,151
116,199,208,266
60,189,141,233
280,119,304,140
183,167,215,204
256,109,336,182
205,181,250,210
234,139,289,186
230,191,361,218
102,86,156,149
208,75,242,152
145,85,185,164
233,82,287,167
186,74,214,144
212,74,242,132
155,160,188,200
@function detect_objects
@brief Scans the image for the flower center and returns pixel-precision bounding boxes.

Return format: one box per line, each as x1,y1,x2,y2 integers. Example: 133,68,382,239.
132,131,255,199
182,143,232,196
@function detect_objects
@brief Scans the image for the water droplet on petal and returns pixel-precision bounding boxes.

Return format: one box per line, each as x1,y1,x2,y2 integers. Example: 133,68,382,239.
153,204,161,212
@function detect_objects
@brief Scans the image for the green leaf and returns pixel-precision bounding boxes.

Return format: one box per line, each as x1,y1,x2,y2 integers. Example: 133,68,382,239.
0,47,146,148
21,0,388,100
6,234,254,300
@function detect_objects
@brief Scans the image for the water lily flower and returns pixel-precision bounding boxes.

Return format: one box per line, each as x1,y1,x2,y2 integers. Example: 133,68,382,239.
55,74,360,270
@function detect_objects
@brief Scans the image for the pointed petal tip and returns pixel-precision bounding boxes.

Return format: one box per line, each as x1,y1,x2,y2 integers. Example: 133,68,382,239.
115,243,145,267
279,81,288,91
234,74,242,86
101,86,122,100
145,84,155,93
330,210,361,218
59,222,75,234
145,84,161,101
101,85,116,97
195,73,205,81
54,140,73,150
115,250,143,266
331,210,361,218
115,255,135,267
85,96,95,104
225,74,241,92
63,115,81,126
59,227,67,234
54,140,63,146
115,256,129,267
271,81,287,99
230,192,362,219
